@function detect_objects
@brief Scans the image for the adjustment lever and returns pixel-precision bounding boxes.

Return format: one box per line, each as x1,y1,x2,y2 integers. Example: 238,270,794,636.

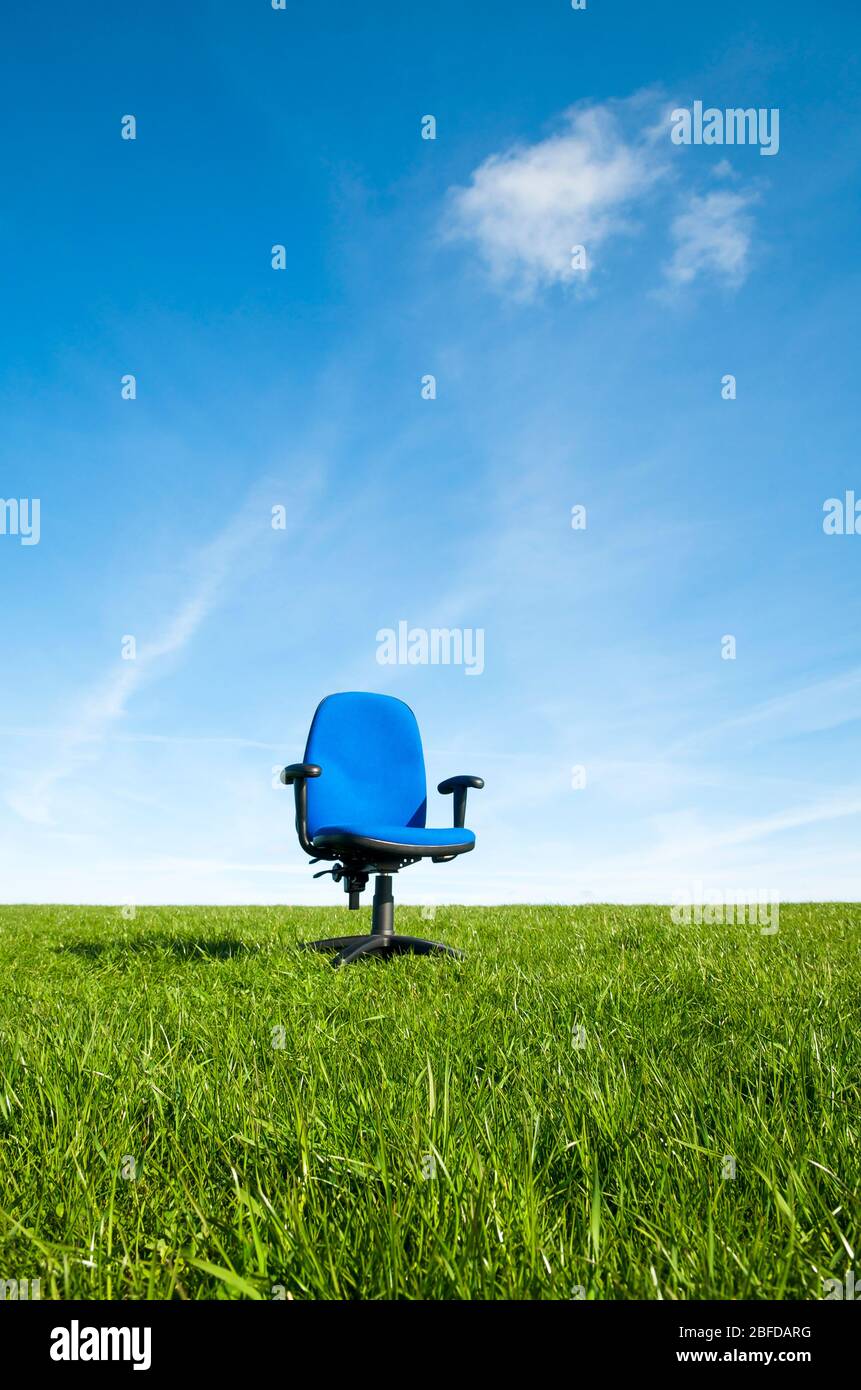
313,864,343,881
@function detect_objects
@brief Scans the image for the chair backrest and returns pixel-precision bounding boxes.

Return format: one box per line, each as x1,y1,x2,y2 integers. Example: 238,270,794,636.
303,693,427,836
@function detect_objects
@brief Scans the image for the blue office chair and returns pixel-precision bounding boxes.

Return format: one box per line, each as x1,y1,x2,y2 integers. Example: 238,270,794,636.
281,692,483,966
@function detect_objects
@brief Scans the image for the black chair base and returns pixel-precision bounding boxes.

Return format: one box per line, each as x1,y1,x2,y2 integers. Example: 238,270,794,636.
298,872,463,967
301,934,464,968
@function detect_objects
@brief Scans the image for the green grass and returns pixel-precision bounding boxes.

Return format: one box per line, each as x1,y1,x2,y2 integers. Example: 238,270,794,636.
0,903,858,1300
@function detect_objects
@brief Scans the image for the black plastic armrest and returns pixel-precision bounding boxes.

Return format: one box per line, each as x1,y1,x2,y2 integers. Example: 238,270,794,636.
280,764,321,855
437,775,484,829
280,763,321,785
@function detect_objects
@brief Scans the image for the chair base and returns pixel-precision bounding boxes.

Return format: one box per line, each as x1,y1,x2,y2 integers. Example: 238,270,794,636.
301,933,464,968
298,872,463,967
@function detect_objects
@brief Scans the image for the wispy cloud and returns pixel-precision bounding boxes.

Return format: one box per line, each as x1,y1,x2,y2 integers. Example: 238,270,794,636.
6,506,267,827
669,667,861,755
663,188,756,288
647,792,861,859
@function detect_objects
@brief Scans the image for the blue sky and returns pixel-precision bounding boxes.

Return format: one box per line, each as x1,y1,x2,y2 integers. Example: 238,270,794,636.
1,1,860,906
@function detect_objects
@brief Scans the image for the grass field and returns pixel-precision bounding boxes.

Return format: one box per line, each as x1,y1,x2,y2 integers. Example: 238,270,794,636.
0,903,858,1300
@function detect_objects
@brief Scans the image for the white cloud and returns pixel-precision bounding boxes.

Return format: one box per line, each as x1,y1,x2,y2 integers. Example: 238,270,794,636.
664,189,755,288
446,95,762,299
445,99,668,296
712,158,738,181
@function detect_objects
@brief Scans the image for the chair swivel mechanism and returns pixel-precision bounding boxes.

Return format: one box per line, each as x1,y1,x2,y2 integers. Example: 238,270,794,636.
281,692,483,967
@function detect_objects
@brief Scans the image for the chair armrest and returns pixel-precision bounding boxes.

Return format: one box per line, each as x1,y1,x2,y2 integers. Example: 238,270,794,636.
438,776,484,794
280,763,321,785
437,775,484,828
280,764,321,855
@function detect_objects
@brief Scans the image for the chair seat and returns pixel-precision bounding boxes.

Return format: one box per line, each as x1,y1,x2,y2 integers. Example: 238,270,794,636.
311,824,475,857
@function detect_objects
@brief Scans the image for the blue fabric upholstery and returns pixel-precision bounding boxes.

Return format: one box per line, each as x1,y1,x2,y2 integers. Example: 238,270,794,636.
303,693,472,852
